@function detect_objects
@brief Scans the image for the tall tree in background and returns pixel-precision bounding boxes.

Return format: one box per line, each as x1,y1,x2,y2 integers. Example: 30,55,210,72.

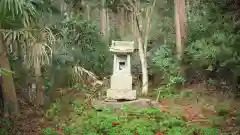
100,0,107,37
0,0,58,113
0,34,19,115
0,0,38,115
174,0,187,77
125,0,155,95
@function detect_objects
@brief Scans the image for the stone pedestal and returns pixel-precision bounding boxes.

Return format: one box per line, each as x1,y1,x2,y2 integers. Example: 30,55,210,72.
107,89,136,100
107,73,136,100
110,74,132,90
92,98,159,110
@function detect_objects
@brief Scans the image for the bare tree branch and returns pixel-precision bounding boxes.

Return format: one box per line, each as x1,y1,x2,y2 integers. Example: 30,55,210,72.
120,0,132,11
143,0,156,55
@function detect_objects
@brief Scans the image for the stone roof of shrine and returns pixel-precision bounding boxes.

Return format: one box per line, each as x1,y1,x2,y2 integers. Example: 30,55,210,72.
110,41,135,53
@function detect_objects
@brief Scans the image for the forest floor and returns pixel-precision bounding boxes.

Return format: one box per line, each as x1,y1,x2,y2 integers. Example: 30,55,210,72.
1,84,240,135
155,86,240,134
0,92,46,135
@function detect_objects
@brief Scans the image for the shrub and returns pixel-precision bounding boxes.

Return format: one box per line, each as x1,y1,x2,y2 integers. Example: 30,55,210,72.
42,105,218,135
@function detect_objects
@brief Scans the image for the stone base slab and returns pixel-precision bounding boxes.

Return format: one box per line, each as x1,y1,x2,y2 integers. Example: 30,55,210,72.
107,89,136,100
91,98,159,110
110,74,132,90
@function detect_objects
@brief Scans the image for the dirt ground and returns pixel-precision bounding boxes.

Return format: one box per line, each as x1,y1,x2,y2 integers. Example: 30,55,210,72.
158,86,240,134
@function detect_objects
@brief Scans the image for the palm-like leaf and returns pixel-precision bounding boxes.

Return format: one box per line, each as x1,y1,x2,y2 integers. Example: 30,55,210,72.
0,0,62,28
0,0,59,69
25,28,54,68
0,0,38,28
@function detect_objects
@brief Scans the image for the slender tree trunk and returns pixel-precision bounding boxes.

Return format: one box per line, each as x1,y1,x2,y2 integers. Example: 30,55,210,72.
186,0,190,21
143,7,150,55
143,0,155,55
106,9,110,39
131,10,136,42
86,4,91,20
116,10,121,38
32,43,45,106
137,34,148,95
119,8,125,37
16,43,27,89
35,59,44,106
100,0,107,37
133,2,149,95
132,0,155,95
0,34,19,116
174,0,187,77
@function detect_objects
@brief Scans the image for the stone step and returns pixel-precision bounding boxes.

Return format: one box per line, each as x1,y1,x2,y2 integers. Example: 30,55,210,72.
107,89,136,100
92,98,158,110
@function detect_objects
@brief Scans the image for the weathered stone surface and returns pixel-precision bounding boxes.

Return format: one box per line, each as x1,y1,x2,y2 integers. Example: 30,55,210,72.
91,98,159,110
110,40,135,53
107,89,136,100
110,74,132,90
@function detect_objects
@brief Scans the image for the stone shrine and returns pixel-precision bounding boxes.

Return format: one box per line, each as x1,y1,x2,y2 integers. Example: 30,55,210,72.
92,40,157,110
106,40,136,100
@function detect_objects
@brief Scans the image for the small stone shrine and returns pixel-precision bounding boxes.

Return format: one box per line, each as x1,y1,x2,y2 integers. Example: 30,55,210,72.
106,40,136,100
91,40,157,110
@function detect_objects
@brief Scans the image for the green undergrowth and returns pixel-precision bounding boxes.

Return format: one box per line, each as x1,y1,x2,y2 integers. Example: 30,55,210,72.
42,98,219,135
0,117,12,135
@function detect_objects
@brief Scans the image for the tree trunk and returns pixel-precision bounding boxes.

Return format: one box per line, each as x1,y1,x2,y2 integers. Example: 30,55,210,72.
106,9,110,39
131,9,136,42
0,34,19,116
137,35,148,95
133,2,149,95
3,90,9,116
174,0,187,77
100,0,107,37
16,43,27,89
132,0,155,95
143,0,155,55
143,7,150,55
35,60,44,106
186,0,190,21
86,4,91,20
119,8,125,37
0,77,9,116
